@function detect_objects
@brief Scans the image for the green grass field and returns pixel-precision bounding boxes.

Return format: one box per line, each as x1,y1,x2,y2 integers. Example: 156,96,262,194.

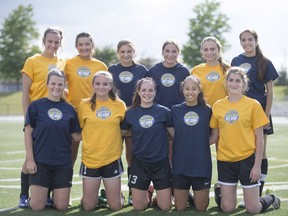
0,117,287,216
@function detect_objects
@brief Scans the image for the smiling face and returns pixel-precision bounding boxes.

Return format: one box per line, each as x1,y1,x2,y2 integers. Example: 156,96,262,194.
92,75,112,100
162,43,179,67
226,73,244,96
182,79,201,106
240,31,257,56
42,32,62,57
138,80,156,107
76,36,94,59
201,40,220,64
117,44,135,67
47,75,65,101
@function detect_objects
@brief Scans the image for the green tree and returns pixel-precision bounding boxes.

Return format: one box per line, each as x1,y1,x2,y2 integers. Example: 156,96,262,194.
94,45,118,66
0,4,40,90
274,69,288,86
182,0,231,68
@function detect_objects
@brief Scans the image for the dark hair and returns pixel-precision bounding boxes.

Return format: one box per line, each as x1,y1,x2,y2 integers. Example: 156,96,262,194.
201,36,230,74
180,75,208,108
75,32,95,55
131,77,156,108
239,29,267,81
226,67,249,94
43,27,63,42
46,69,66,100
90,71,119,111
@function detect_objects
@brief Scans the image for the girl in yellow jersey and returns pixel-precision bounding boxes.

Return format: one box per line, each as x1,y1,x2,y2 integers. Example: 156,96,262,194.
20,27,65,208
210,67,280,214
191,36,230,107
77,71,126,211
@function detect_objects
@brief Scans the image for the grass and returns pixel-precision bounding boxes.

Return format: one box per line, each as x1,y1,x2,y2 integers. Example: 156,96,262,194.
0,118,287,216
0,85,287,115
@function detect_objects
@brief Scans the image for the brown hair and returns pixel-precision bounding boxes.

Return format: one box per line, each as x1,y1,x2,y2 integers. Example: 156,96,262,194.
239,29,267,81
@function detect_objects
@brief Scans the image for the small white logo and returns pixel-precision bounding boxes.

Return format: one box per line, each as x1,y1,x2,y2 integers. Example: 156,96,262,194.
205,182,210,185
114,170,119,174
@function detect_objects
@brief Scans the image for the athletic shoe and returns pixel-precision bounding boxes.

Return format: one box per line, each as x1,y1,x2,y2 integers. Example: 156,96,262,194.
214,183,221,206
19,195,29,208
188,192,195,207
271,194,281,210
128,195,133,205
148,185,154,206
237,200,245,208
97,188,108,208
46,196,53,208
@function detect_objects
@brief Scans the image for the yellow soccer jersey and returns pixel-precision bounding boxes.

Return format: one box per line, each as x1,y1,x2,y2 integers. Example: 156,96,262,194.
21,54,66,102
64,56,108,109
77,98,126,168
191,63,227,106
210,96,269,162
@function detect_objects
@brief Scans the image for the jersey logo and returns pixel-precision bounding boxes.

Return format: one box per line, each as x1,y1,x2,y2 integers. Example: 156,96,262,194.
139,115,154,128
161,73,175,87
119,71,133,83
96,106,111,119
77,66,91,77
224,110,239,124
206,71,220,82
238,63,251,73
184,111,199,126
47,108,63,121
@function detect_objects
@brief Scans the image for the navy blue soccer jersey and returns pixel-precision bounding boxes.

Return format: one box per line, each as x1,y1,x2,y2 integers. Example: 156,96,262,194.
121,104,172,163
25,98,81,168
108,63,148,106
171,102,212,178
231,54,279,105
148,62,190,108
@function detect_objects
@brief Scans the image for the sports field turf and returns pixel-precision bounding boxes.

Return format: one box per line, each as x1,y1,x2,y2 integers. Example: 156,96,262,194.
0,116,287,215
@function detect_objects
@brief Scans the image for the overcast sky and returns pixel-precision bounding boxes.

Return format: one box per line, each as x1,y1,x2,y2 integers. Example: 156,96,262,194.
1,0,287,70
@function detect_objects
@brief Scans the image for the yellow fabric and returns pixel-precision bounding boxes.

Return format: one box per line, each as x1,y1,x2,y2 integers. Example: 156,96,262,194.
21,54,65,102
64,56,107,109
210,96,269,162
77,98,126,168
191,63,227,106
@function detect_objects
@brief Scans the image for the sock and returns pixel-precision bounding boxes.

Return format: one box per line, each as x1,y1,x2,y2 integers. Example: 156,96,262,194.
214,186,221,208
260,194,274,212
127,167,132,196
260,159,268,196
20,172,29,197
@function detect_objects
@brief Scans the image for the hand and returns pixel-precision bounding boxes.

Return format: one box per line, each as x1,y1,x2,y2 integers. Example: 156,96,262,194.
250,165,261,183
26,159,37,175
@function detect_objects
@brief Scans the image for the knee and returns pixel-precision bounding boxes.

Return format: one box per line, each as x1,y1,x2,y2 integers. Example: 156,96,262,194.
159,203,172,212
221,203,236,213
109,203,122,211
175,205,187,211
82,202,96,211
54,203,69,211
30,203,45,212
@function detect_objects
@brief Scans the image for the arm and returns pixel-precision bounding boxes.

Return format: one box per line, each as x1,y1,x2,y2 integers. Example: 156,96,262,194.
71,133,82,167
250,127,264,183
264,80,273,128
24,125,37,174
210,128,219,146
166,127,174,138
121,129,131,137
22,73,32,118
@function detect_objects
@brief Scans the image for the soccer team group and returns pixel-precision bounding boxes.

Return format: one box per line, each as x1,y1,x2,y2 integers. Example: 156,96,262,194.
18,27,281,213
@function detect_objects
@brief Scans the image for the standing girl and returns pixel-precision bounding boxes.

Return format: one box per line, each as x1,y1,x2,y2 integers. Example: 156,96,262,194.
171,75,212,212
231,30,279,198
108,40,148,204
64,32,107,166
121,77,173,212
148,40,190,109
77,71,126,211
20,27,65,208
210,67,280,214
191,36,230,107
25,69,81,212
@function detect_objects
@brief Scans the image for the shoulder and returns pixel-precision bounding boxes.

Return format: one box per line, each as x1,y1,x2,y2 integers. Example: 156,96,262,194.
155,103,171,112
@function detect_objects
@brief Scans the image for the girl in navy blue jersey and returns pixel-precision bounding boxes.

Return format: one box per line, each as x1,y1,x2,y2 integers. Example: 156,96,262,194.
121,77,173,212
148,40,190,109
24,69,81,211
231,30,279,199
108,40,148,205
171,75,212,212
